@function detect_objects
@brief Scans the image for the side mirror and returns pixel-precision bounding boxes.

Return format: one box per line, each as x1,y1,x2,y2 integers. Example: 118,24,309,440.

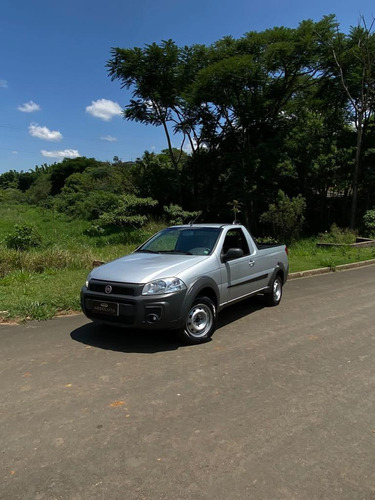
223,248,244,262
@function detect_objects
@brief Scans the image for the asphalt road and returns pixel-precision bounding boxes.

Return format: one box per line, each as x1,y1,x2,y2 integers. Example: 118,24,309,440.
1,266,375,500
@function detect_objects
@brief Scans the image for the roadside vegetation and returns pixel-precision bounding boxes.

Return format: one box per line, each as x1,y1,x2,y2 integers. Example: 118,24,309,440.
0,204,163,322
1,203,374,323
288,238,375,273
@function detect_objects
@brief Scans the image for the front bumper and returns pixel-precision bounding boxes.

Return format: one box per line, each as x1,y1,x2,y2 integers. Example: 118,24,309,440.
81,284,187,330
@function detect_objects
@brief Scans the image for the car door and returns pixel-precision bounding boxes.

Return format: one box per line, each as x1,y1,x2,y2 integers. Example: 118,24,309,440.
220,228,258,303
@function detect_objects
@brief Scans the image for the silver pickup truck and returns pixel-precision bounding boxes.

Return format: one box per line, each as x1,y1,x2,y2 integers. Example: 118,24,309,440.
81,223,289,344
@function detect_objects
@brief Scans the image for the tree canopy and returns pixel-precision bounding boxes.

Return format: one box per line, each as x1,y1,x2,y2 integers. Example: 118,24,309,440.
106,15,375,230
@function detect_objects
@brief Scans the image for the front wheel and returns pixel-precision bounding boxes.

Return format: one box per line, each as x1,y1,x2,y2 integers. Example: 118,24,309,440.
265,275,283,306
178,297,217,345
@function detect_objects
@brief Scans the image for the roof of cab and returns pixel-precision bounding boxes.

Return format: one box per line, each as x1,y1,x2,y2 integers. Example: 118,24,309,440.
169,223,242,229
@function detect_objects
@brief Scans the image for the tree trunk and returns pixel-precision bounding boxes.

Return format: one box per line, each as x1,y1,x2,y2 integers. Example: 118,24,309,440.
161,119,183,205
350,112,363,229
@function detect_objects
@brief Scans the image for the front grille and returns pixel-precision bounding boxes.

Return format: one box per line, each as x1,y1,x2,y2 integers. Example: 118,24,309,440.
89,280,141,297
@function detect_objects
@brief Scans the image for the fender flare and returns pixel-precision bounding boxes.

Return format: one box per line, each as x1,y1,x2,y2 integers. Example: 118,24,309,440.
266,262,288,290
181,275,220,318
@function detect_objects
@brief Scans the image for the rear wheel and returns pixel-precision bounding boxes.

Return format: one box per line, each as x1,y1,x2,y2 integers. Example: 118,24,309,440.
178,297,217,344
265,275,283,306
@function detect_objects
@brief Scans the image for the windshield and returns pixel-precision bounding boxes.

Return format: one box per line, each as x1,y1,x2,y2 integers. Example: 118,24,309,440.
136,227,221,256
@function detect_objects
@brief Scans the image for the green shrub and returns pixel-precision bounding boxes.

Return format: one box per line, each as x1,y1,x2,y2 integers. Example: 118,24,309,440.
362,209,375,237
259,190,306,243
319,257,336,271
99,194,157,229
5,224,42,251
163,204,200,225
318,224,357,244
54,191,119,220
0,188,25,204
84,224,106,237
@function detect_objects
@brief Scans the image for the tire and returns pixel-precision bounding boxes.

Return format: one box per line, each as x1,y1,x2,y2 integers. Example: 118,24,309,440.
178,297,217,344
265,275,283,306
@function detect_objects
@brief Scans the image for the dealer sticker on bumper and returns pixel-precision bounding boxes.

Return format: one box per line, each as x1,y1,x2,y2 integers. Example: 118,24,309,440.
92,300,119,316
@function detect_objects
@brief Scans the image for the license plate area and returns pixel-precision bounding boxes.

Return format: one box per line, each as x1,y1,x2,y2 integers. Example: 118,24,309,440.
92,300,119,316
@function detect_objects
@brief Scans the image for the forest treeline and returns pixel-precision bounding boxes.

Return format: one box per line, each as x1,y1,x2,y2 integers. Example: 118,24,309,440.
1,15,375,238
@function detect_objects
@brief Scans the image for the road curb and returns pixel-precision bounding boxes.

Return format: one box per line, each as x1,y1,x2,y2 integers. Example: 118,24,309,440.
289,258,375,280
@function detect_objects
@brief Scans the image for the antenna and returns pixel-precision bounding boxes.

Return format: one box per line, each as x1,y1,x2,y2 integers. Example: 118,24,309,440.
189,211,202,226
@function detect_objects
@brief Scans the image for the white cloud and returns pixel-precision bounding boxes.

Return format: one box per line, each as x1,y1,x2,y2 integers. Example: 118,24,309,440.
100,135,118,142
41,149,80,159
0,79,8,88
29,123,63,141
86,99,122,121
18,101,41,113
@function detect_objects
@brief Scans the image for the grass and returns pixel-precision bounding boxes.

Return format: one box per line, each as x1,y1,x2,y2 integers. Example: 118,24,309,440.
1,203,374,323
288,238,375,272
0,203,164,322
0,269,86,321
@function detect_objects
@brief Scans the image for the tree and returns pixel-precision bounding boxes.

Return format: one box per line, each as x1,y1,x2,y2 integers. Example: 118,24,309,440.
26,175,52,205
187,18,337,225
130,150,186,208
107,41,210,202
0,170,20,189
49,157,101,195
275,81,354,230
327,17,375,227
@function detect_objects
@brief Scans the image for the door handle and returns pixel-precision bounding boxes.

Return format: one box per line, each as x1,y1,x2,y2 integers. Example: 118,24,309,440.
249,260,255,267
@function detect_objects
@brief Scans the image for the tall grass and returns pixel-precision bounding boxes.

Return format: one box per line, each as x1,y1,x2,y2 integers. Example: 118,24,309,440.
0,204,164,273
0,269,86,321
0,246,94,277
0,203,165,322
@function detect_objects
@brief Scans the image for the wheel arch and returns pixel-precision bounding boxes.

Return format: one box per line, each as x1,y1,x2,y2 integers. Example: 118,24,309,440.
267,262,287,289
195,286,218,309
185,277,219,312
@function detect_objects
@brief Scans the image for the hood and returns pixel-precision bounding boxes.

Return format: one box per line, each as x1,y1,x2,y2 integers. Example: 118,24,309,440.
90,252,208,283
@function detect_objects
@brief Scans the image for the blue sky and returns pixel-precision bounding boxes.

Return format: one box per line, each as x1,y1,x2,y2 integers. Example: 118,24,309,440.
0,0,374,174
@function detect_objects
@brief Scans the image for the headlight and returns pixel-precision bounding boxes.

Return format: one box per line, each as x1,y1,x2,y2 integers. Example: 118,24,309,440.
85,273,92,289
142,277,186,295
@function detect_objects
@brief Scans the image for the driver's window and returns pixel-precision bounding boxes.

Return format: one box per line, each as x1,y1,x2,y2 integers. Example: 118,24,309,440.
222,229,250,257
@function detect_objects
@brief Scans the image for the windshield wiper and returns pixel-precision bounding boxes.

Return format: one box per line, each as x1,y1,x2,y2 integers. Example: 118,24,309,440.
136,249,193,255
158,250,193,255
135,249,160,254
